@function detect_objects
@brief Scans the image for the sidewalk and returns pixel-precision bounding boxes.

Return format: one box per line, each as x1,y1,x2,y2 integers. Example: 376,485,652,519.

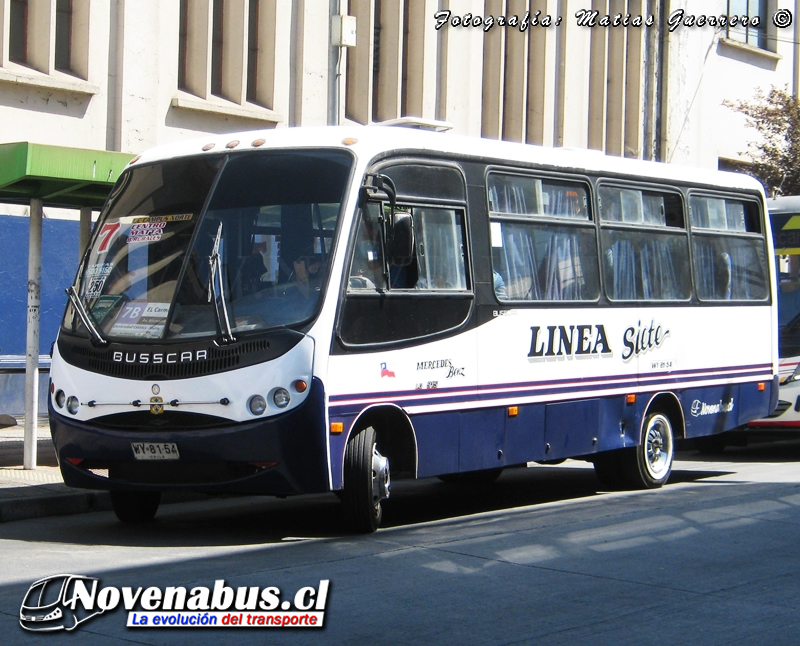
0,418,113,523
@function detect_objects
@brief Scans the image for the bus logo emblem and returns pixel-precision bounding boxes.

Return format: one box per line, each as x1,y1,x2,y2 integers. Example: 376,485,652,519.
150,396,164,415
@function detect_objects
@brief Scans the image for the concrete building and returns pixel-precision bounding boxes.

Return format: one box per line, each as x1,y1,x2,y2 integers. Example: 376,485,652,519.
0,0,797,419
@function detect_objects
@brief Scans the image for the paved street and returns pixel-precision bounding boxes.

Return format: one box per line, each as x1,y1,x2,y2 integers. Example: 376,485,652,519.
3,438,800,645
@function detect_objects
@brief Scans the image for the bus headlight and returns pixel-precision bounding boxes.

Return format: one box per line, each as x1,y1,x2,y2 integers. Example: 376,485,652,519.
273,388,291,408
66,396,80,415
786,364,800,384
54,390,66,408
248,394,267,416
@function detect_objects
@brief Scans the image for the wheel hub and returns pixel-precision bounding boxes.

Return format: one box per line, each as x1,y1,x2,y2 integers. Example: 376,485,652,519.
645,419,671,478
371,447,390,505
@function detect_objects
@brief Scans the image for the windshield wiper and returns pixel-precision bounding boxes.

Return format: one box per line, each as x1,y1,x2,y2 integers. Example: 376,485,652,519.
207,222,236,344
66,285,108,346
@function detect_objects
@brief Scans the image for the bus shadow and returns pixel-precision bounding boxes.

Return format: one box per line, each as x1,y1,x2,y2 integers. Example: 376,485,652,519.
380,464,727,529
678,435,800,463
0,462,731,548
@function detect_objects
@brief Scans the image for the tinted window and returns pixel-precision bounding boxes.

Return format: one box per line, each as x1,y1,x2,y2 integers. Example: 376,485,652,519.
692,234,769,300
348,205,468,292
491,221,600,301
690,195,761,233
341,176,472,346
66,151,352,341
599,185,690,301
487,173,598,301
488,174,589,220
381,164,465,201
601,229,691,301
690,194,768,301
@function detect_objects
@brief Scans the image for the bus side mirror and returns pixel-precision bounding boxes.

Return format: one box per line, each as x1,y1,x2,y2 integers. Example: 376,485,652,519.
359,174,396,207
389,209,414,267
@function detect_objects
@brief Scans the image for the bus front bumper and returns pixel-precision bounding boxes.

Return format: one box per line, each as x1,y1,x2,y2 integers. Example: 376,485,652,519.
48,378,330,496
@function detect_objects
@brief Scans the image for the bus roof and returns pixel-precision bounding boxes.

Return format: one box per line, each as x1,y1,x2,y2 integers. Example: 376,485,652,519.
130,125,766,195
767,195,800,214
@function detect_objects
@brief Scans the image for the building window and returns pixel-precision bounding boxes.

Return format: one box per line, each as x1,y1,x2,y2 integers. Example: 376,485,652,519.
176,0,281,117
178,0,188,90
9,0,27,64
211,0,224,97
55,0,72,72
727,0,768,49
246,0,259,102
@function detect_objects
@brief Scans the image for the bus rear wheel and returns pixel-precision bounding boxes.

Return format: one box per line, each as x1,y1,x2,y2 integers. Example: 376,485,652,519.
622,412,674,489
110,490,161,523
342,426,390,533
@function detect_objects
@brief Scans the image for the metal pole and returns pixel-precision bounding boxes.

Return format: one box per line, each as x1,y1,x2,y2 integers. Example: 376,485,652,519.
794,0,800,98
328,0,341,126
79,206,92,261
24,197,43,470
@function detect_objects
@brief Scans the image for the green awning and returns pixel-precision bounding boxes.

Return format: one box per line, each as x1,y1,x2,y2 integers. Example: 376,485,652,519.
0,142,133,208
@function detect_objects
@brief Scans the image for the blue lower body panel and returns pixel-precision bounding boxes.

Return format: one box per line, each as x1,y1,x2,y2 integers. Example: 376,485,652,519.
49,378,330,496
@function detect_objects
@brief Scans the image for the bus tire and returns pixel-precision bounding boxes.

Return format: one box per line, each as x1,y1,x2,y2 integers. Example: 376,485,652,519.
110,490,161,523
622,412,674,489
342,426,390,533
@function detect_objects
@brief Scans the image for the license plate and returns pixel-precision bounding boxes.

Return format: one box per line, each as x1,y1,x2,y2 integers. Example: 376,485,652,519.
131,442,180,460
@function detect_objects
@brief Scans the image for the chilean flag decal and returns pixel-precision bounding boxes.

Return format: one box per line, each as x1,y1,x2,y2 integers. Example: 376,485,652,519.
380,362,396,378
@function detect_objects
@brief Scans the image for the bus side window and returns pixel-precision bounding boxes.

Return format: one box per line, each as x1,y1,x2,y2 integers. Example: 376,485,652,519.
600,185,690,302
690,195,768,301
412,208,468,291
340,204,471,345
487,172,597,302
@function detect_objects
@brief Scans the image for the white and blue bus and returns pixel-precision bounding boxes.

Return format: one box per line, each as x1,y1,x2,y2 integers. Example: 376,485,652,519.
48,125,778,532
743,195,800,431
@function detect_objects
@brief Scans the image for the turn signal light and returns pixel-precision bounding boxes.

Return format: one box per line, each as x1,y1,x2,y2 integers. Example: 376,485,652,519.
330,422,344,434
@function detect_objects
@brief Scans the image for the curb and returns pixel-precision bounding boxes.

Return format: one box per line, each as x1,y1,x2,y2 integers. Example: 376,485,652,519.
0,489,112,524
0,486,209,524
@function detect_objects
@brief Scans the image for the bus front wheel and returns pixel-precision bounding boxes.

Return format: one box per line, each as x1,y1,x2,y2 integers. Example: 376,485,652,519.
623,412,674,489
342,426,390,533
110,490,161,523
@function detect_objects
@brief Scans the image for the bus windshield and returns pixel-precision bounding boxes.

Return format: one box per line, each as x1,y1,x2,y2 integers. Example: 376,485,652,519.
65,149,352,342
774,213,800,357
